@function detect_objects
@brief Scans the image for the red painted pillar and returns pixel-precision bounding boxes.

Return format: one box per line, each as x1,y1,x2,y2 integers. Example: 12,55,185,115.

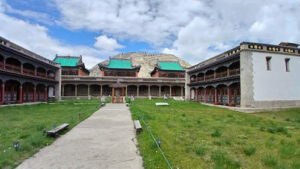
1,83,4,105
33,87,37,102
21,64,23,74
34,68,37,76
214,88,218,105
195,88,198,102
227,87,231,106
18,86,23,104
204,89,206,103
44,87,48,102
3,59,5,70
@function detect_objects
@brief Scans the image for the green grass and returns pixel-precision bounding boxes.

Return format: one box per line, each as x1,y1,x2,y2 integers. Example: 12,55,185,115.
0,99,100,169
130,99,300,169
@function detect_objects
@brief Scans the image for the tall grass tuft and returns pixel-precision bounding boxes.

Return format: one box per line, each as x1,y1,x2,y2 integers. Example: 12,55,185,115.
263,155,278,167
194,144,206,156
243,146,256,156
211,150,241,169
211,128,222,137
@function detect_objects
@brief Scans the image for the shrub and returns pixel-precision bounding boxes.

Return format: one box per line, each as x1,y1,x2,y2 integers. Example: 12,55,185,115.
243,146,256,156
211,129,222,137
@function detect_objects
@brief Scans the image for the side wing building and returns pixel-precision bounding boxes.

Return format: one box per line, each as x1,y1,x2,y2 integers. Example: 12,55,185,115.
186,42,300,109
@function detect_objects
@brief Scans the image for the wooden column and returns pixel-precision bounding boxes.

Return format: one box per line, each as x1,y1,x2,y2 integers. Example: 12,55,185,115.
3,59,6,70
227,87,231,106
1,83,4,104
159,85,161,97
88,85,90,96
180,86,183,96
18,85,23,104
214,88,218,105
195,88,198,102
169,85,172,97
61,85,64,96
111,87,115,103
227,68,230,77
125,85,128,97
204,88,206,103
75,85,77,96
148,85,150,96
100,85,103,96
44,87,47,102
20,64,23,74
137,85,139,97
33,86,36,102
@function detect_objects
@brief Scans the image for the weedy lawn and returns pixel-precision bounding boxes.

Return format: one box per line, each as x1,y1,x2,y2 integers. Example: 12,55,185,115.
0,99,101,169
130,99,300,169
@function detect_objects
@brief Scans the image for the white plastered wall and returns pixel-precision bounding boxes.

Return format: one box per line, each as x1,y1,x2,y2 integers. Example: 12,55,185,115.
252,52,300,101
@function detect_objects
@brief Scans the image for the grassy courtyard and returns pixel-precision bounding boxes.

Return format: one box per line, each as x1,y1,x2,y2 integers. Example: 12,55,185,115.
130,99,300,169
0,99,101,169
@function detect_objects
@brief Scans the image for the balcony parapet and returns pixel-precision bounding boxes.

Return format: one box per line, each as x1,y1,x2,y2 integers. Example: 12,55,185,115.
190,68,240,84
61,76,185,84
0,63,57,81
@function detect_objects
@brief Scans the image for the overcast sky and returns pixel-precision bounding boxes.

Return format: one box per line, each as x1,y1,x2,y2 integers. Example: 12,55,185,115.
0,0,299,68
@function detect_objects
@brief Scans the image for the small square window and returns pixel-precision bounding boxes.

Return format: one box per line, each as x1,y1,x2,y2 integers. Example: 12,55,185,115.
266,57,271,71
285,58,290,72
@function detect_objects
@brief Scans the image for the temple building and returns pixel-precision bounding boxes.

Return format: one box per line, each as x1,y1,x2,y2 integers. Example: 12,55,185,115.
54,55,89,76
61,53,189,103
99,58,140,77
186,42,300,108
0,37,61,105
150,61,185,78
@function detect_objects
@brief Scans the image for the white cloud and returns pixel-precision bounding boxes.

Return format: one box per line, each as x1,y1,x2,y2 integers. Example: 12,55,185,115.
94,35,123,51
3,1,54,25
55,0,207,45
55,0,300,65
1,0,300,68
163,0,300,65
0,1,124,69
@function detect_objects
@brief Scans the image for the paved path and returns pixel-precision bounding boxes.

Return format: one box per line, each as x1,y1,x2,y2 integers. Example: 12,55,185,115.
17,103,143,169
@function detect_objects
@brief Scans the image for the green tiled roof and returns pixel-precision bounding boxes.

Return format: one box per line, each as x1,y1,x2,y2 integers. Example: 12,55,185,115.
107,59,133,69
54,58,79,67
158,61,184,71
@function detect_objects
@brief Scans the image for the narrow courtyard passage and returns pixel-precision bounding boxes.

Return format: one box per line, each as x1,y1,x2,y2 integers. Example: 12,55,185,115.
17,103,143,169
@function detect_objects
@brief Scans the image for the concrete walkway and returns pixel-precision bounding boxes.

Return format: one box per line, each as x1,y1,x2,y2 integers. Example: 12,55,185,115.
17,103,143,169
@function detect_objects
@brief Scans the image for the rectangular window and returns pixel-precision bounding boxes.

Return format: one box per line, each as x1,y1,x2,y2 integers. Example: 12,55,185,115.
266,57,271,71
285,58,290,72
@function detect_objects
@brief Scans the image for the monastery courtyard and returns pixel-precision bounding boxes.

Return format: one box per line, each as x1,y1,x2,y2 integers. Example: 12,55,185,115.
0,98,299,169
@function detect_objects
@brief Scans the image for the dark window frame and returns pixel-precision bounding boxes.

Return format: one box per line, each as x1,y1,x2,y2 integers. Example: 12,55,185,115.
285,58,290,72
266,56,272,71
